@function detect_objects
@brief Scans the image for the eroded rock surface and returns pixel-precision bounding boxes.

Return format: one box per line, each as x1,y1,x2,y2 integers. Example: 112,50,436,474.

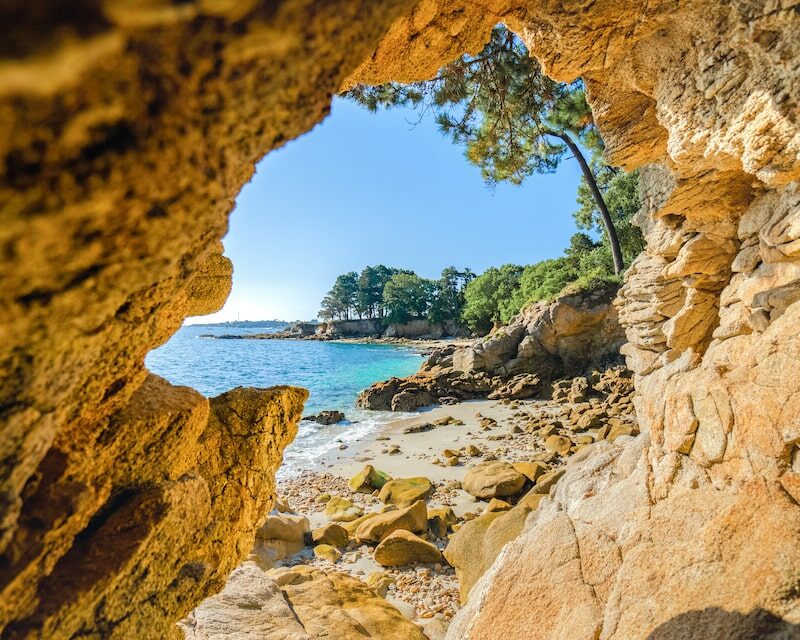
2,0,800,638
0,1,407,635
357,283,624,410
181,562,428,640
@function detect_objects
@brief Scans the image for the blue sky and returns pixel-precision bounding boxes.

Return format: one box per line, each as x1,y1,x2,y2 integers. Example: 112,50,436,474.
190,97,585,323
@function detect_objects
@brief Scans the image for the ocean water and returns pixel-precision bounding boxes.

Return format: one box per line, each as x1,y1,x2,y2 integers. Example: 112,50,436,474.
146,325,423,476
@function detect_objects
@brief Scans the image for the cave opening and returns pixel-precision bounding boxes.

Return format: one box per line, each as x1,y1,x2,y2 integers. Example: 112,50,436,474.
3,3,800,639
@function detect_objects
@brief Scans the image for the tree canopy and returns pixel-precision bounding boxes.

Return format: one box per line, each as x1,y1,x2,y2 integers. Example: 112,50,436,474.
347,24,627,274
319,265,473,325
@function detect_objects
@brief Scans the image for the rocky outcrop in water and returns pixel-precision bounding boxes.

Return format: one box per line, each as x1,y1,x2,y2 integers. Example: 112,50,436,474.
238,318,466,341
357,284,624,410
2,1,800,638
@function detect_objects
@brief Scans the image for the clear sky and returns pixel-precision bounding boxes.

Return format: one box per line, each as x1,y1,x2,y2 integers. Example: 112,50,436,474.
189,97,585,323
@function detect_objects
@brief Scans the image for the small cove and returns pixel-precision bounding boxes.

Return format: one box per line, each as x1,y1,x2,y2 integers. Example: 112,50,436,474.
146,325,424,476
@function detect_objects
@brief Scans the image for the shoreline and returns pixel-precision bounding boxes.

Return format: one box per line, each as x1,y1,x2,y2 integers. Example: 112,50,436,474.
199,331,474,351
186,365,636,638
272,396,578,633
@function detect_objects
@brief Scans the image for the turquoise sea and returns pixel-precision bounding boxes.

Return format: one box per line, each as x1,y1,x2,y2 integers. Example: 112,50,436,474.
146,325,423,476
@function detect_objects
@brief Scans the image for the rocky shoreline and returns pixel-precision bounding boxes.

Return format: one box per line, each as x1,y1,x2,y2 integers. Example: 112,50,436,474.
181,365,637,638
358,283,624,411
203,318,470,344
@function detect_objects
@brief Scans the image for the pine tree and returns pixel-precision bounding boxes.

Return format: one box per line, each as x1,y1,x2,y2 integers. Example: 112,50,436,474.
347,25,626,275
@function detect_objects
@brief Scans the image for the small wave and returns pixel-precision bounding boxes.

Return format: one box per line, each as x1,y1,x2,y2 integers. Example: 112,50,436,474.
278,408,412,479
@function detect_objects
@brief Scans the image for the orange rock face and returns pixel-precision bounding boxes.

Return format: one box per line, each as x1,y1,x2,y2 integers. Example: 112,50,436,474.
1,1,799,639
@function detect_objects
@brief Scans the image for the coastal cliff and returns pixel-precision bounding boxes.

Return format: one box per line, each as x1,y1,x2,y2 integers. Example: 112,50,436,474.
357,283,624,410
1,2,799,639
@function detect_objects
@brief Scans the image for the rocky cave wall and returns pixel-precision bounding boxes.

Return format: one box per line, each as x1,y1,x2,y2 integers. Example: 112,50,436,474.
1,1,799,639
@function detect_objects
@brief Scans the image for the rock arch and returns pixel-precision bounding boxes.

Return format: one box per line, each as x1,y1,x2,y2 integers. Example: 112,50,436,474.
0,1,798,638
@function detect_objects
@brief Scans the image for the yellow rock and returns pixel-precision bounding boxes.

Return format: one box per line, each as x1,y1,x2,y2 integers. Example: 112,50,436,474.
341,511,381,535
324,496,364,522
485,498,512,513
462,461,527,499
269,566,427,639
464,444,482,457
349,464,392,493
512,461,548,482
531,469,565,494
544,435,572,455
608,423,638,441
378,477,434,507
312,523,349,548
374,530,444,567
355,500,428,543
314,544,342,563
444,500,534,600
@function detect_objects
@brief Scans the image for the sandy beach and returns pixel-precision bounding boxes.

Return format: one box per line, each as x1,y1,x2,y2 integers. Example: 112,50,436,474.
272,396,584,635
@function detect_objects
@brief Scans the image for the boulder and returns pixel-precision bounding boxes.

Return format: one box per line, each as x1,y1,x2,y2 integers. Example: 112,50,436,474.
355,500,428,543
453,325,526,374
428,506,458,539
304,410,345,425
543,435,572,455
313,544,342,563
341,512,383,535
178,561,311,639
566,376,590,403
378,477,435,507
349,464,392,493
403,422,435,434
462,461,527,499
464,444,482,457
324,497,364,522
444,500,535,600
256,513,310,543
269,566,427,639
608,423,638,441
374,531,444,567
253,514,310,566
531,469,565,494
512,461,549,483
485,498,512,513
311,523,349,548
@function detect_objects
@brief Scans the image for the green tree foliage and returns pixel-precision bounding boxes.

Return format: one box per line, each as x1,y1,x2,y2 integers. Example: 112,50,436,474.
461,264,524,333
428,266,475,323
347,25,625,274
382,273,436,323
320,266,472,325
574,169,644,267
319,272,359,320
505,258,577,321
356,265,402,319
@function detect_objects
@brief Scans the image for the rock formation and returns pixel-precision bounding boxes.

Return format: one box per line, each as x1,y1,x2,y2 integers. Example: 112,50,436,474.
237,317,466,340
181,562,428,640
357,283,624,410
2,1,800,639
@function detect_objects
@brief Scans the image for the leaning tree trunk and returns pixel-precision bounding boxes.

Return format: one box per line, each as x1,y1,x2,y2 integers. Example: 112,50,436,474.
551,131,625,275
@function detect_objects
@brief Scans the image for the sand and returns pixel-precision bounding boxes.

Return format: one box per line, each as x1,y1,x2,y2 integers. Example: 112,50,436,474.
275,397,563,627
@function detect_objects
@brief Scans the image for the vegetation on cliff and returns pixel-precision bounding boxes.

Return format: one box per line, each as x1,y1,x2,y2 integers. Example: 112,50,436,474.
319,161,640,334
319,265,475,324
460,166,642,332
348,25,628,274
